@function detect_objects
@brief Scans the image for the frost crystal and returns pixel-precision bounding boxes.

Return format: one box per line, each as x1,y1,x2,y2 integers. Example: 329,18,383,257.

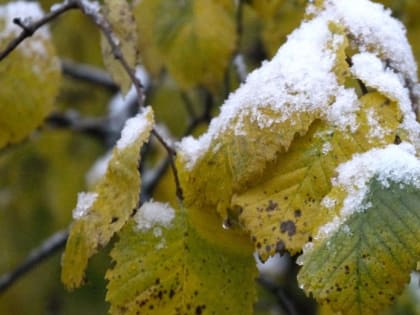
134,201,175,232
116,107,152,150
178,0,420,170
72,192,98,219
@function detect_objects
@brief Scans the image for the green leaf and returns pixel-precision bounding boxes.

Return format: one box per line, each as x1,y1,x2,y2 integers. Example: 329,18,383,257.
102,0,138,94
106,203,257,314
61,107,154,289
134,0,236,91
298,169,420,314
0,2,61,148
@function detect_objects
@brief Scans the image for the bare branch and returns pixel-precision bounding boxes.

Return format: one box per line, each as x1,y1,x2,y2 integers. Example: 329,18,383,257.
61,59,119,92
0,0,78,61
76,0,145,108
0,230,68,294
46,111,111,143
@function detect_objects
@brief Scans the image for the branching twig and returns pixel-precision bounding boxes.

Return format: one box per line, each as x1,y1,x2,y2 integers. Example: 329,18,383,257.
61,59,119,92
0,0,78,61
0,230,68,294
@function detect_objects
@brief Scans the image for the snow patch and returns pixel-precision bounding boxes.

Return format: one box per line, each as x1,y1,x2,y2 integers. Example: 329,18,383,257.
116,107,152,150
320,143,420,239
134,201,175,232
72,192,98,219
178,0,420,170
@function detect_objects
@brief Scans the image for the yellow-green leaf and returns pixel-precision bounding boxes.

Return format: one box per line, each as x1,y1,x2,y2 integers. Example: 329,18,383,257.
134,0,236,91
102,0,138,94
298,159,420,315
232,92,403,259
106,203,257,314
0,2,60,148
61,107,154,289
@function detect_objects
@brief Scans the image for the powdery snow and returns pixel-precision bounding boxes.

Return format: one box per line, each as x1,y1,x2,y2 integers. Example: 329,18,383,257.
298,142,420,264
178,0,420,170
72,192,98,219
318,142,420,241
134,201,175,232
116,107,152,150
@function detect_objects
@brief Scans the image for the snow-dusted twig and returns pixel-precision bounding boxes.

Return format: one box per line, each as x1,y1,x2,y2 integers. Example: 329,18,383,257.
75,0,146,108
76,0,184,200
0,0,78,61
0,230,68,294
61,59,119,92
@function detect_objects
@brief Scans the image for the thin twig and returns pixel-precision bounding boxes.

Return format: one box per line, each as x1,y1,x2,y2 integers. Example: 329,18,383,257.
0,230,69,294
61,59,119,92
151,129,183,200
76,0,184,200
76,1,145,108
0,0,79,61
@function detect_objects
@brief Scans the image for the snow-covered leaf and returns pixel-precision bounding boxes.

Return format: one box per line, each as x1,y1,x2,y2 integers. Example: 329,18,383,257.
106,203,257,314
61,107,154,289
298,144,420,315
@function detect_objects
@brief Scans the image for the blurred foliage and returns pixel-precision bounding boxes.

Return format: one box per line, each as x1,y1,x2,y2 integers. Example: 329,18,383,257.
0,0,419,314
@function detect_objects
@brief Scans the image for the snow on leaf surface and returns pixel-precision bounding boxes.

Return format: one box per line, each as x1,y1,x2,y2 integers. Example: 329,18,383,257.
233,92,403,258
0,1,60,148
177,0,420,246
101,0,138,94
106,205,257,315
61,107,154,289
297,144,420,315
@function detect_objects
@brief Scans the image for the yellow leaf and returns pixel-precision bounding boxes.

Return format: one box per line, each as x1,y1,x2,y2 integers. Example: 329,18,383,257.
176,21,350,221
0,2,60,148
233,92,403,259
134,0,236,91
102,0,138,94
106,202,257,314
61,107,154,289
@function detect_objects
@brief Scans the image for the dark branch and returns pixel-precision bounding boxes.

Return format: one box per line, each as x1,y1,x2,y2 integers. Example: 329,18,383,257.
0,0,79,61
76,0,145,108
0,230,68,294
61,59,119,92
151,130,183,201
46,111,111,142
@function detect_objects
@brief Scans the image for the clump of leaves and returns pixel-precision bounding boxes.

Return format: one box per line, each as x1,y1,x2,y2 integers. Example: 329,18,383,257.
2,0,420,314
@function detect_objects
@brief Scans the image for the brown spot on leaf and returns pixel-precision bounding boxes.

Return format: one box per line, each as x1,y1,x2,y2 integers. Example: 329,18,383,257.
394,135,401,144
294,209,302,217
266,200,278,211
280,220,296,236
